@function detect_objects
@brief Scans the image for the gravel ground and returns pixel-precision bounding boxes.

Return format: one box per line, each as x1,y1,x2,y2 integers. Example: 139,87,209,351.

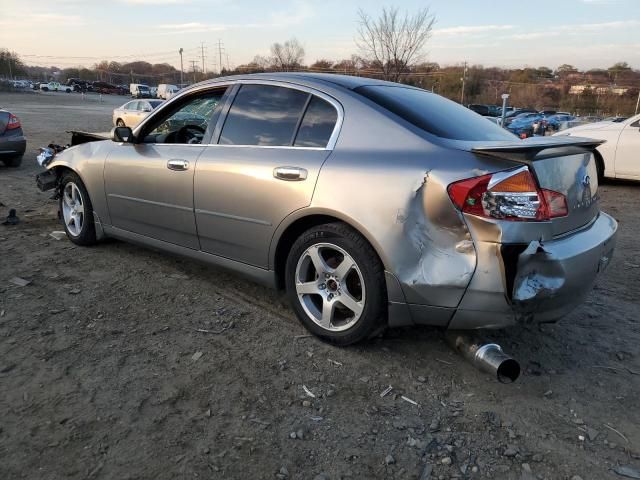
0,90,639,480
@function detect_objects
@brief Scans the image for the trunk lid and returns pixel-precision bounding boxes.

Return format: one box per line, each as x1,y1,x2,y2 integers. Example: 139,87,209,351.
470,136,604,237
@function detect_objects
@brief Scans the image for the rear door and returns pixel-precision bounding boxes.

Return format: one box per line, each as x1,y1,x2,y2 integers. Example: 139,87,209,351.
194,82,341,267
613,116,640,179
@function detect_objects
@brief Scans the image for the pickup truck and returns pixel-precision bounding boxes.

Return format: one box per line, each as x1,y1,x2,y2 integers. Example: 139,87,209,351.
40,82,72,93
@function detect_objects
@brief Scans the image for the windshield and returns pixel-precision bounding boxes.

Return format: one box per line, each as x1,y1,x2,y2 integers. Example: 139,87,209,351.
355,85,514,141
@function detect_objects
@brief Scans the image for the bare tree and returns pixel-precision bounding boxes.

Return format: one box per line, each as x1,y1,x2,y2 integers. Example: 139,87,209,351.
356,6,435,82
270,38,305,71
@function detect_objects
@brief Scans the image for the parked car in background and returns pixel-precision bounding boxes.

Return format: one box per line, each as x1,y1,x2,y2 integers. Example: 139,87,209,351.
555,113,640,181
112,99,163,127
0,108,26,167
546,114,576,131
506,113,546,137
40,82,72,93
12,80,31,89
93,82,126,95
503,108,538,126
66,78,93,92
150,86,158,98
158,84,180,99
130,84,151,98
468,104,500,117
37,73,617,346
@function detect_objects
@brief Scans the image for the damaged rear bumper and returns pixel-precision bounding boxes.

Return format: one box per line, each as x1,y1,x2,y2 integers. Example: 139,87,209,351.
449,212,617,329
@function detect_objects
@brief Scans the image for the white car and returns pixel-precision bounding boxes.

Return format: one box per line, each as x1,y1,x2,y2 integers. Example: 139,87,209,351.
112,99,163,128
555,113,640,181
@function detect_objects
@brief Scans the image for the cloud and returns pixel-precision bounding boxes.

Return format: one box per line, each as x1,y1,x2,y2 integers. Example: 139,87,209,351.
433,25,515,36
507,19,640,40
119,0,186,4
0,12,84,28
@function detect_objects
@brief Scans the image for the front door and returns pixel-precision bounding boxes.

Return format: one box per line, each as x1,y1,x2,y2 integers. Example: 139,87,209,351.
614,117,640,179
194,83,341,267
104,88,228,249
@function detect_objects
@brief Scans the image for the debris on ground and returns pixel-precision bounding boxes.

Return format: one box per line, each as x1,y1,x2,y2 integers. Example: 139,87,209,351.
614,465,640,479
191,351,203,361
9,277,31,287
49,231,66,240
302,385,316,398
2,209,19,226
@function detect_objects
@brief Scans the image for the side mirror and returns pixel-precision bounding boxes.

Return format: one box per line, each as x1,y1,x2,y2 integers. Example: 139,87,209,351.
111,126,134,143
142,107,151,112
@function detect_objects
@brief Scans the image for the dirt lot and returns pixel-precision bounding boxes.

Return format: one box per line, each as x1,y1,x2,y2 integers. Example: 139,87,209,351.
0,90,639,480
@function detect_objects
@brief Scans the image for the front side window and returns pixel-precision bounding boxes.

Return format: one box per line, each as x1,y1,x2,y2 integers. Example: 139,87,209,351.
142,88,226,144
219,84,309,146
294,96,338,148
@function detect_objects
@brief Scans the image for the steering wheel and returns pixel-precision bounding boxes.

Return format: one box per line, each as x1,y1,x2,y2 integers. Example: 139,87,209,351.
176,124,205,144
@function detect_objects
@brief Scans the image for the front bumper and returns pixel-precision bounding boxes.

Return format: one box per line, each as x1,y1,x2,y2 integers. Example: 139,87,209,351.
449,212,618,329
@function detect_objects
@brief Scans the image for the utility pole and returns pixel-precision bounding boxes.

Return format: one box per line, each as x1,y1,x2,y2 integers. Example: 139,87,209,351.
189,60,198,83
216,39,224,75
200,42,206,77
500,93,510,128
179,48,184,86
460,61,467,105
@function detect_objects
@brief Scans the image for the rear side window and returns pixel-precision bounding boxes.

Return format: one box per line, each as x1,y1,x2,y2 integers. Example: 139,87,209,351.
220,84,309,146
294,96,338,148
355,85,514,141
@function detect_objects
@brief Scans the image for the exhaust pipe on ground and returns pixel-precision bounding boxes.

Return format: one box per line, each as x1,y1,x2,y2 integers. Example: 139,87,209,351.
445,332,521,383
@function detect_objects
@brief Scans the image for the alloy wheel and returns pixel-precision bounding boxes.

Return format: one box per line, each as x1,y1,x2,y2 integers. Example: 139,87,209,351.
294,242,366,332
62,182,85,237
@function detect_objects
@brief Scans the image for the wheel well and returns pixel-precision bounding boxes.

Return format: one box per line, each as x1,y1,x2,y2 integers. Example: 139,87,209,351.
273,214,384,290
593,149,605,181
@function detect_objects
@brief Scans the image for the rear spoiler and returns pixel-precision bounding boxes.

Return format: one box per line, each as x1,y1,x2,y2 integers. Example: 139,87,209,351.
471,136,605,162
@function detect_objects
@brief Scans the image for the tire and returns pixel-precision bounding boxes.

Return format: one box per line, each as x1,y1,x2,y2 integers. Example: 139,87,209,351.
65,88,71,93
116,119,126,127
2,154,22,167
285,222,387,346
59,171,97,246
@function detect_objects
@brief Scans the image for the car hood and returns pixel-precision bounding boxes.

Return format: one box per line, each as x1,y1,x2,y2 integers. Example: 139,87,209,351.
559,121,619,134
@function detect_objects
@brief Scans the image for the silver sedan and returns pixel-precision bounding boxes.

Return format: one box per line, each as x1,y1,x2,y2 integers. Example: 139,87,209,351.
112,99,163,128
38,73,617,345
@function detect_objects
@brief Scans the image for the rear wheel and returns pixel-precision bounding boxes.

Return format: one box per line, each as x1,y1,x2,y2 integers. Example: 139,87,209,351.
2,154,22,167
285,222,387,346
59,172,97,246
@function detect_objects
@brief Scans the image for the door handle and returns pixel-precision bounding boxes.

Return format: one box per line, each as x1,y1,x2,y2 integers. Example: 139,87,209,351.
167,159,189,171
273,166,308,181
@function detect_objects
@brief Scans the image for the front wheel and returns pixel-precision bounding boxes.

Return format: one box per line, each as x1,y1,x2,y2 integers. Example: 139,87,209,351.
285,222,387,346
116,119,126,127
59,172,97,246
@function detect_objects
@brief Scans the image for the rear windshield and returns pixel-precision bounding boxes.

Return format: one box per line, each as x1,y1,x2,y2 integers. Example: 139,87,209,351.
355,85,515,141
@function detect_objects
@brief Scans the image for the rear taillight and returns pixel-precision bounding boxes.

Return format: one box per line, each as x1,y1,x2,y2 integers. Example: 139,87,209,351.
447,166,567,221
6,114,21,130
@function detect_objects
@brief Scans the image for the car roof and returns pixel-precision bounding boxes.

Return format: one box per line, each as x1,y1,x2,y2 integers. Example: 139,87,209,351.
188,72,407,92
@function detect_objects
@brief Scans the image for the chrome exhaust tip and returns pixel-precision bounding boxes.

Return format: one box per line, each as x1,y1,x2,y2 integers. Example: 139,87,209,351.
446,333,521,383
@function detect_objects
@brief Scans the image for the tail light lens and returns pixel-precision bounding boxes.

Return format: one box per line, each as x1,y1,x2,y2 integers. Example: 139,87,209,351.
6,114,21,130
448,166,568,221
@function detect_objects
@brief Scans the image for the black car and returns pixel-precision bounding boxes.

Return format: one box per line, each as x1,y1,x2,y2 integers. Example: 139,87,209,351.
468,104,501,117
0,109,26,167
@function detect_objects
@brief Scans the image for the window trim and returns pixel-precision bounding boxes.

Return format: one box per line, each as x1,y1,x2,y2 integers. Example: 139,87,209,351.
134,79,343,150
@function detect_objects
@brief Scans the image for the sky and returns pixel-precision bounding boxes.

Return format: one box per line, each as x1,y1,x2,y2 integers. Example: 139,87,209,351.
0,0,639,72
